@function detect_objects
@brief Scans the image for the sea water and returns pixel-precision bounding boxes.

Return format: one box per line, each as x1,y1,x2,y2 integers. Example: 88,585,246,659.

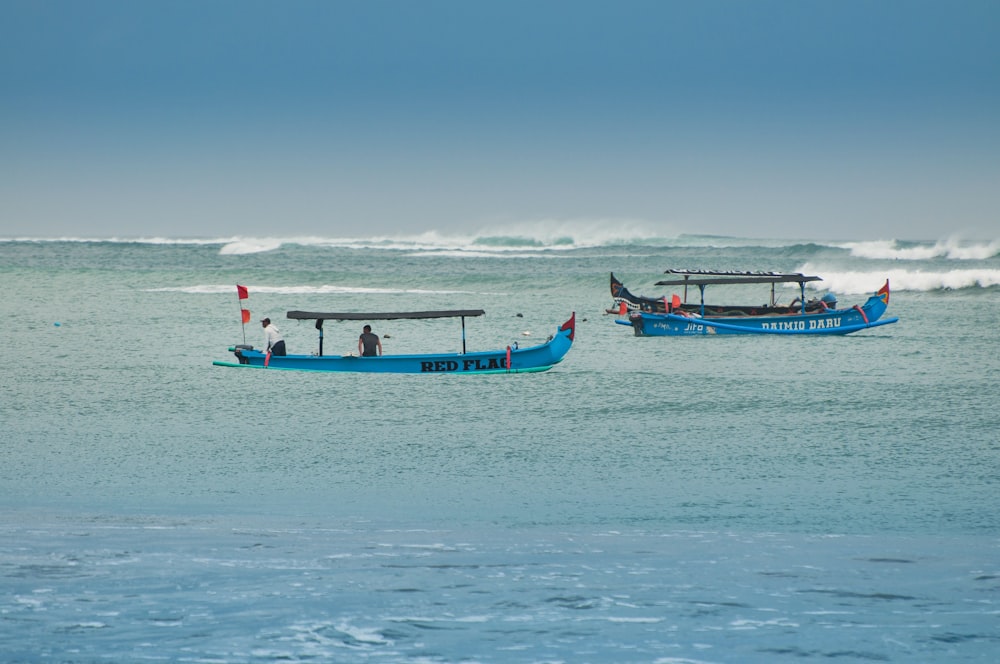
1,232,998,662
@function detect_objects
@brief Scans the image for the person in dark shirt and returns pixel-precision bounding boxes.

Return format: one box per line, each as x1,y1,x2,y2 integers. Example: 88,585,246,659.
358,324,382,357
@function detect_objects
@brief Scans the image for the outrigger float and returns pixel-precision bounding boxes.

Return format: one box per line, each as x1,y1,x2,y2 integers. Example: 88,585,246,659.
614,270,897,336
214,310,575,373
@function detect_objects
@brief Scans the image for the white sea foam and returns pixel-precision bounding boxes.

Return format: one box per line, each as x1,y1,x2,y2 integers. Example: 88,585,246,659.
96,221,680,256
0,235,235,245
884,269,1000,291
798,264,1000,293
149,284,475,295
406,250,564,259
330,622,392,645
838,238,1000,261
218,238,286,254
5,226,998,266
1,219,681,253
607,616,663,623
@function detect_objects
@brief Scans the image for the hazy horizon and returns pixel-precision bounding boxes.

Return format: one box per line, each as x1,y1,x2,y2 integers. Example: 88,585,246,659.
2,1,998,242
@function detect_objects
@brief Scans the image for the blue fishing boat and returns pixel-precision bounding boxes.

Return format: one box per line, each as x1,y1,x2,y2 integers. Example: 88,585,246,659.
615,270,897,336
214,310,575,373
610,272,828,316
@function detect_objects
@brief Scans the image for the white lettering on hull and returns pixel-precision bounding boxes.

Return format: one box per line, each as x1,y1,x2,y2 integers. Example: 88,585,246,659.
760,318,843,331
644,314,848,334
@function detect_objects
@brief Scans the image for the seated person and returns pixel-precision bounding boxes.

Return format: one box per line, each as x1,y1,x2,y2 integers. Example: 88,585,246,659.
358,324,382,357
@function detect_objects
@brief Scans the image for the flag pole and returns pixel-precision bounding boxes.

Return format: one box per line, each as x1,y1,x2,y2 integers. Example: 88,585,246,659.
236,284,250,345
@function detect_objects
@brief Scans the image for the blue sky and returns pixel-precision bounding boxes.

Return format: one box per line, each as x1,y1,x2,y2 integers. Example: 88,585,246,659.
2,0,997,240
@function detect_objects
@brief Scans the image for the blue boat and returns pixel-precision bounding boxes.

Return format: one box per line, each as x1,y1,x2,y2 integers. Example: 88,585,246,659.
214,310,576,373
615,270,897,336
610,272,828,316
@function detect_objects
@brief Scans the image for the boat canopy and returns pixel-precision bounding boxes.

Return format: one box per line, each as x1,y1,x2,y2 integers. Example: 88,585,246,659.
655,269,822,287
287,309,487,355
287,309,486,321
651,269,823,313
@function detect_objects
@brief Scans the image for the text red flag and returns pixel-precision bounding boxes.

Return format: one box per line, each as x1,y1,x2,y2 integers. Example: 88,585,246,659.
241,308,251,324
236,284,249,300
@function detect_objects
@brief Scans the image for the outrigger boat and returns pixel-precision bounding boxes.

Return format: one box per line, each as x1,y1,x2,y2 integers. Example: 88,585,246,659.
615,270,897,336
214,310,575,373
610,272,829,316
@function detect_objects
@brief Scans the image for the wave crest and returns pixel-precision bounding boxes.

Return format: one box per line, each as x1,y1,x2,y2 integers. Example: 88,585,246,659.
839,238,1000,261
5,226,998,261
218,238,285,255
149,284,474,295
799,263,1000,294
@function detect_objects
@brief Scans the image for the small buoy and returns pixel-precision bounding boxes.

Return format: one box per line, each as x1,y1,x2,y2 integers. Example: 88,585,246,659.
516,313,523,318
53,322,61,327
521,330,531,336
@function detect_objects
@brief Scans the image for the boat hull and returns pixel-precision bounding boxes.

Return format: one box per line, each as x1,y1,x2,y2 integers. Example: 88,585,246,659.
214,314,575,373
617,294,896,336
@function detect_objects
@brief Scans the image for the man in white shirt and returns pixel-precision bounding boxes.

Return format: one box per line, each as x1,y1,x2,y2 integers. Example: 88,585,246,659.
260,318,286,356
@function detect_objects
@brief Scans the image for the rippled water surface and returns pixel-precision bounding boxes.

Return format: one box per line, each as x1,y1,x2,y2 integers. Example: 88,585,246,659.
2,236,998,661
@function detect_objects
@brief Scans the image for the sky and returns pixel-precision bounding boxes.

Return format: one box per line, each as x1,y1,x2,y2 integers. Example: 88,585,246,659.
1,0,998,241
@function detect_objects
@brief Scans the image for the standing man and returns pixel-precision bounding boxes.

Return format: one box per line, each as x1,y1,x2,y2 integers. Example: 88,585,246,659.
261,318,286,356
358,324,382,357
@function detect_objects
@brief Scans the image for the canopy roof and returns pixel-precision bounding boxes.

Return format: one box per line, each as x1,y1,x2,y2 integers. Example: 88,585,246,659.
287,309,486,321
655,269,822,287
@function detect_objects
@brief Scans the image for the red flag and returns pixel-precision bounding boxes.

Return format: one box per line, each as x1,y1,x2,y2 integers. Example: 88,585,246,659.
877,280,890,304
237,284,249,300
241,308,251,323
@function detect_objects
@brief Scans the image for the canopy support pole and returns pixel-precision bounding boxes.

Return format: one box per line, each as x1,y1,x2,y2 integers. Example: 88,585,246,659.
461,316,467,354
315,319,324,356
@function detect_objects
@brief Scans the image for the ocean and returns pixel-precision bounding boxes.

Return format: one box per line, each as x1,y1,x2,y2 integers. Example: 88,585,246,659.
2,230,998,662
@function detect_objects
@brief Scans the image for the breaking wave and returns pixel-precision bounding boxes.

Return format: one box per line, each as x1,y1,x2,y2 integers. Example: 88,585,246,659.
211,221,683,255
797,264,1000,294
838,238,1000,261
4,224,997,260
150,284,475,296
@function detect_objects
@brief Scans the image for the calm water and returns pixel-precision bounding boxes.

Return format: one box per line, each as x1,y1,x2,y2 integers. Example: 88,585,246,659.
2,234,998,662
